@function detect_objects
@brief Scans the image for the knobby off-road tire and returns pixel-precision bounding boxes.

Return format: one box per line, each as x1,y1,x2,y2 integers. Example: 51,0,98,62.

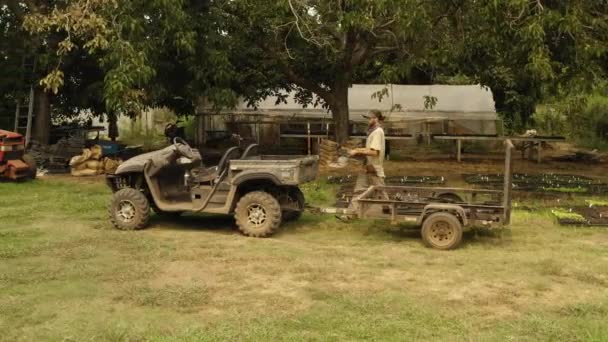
235,191,282,237
282,187,305,221
421,212,463,250
22,154,37,180
109,188,150,230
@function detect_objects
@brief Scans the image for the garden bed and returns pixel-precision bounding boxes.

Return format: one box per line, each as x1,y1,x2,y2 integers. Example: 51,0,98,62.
464,173,608,194
552,206,608,226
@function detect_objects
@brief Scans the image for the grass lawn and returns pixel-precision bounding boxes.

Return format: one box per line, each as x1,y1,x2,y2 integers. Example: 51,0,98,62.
1,176,608,341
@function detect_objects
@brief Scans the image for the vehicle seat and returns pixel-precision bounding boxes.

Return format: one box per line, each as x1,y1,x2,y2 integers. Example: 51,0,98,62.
240,143,259,159
193,146,241,183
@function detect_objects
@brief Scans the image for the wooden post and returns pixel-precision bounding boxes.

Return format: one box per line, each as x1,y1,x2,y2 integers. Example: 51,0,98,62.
537,141,541,163
255,120,260,144
503,139,514,225
307,122,311,155
457,138,462,162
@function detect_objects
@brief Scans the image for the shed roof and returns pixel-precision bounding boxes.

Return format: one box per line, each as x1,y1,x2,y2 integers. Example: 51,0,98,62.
200,84,497,121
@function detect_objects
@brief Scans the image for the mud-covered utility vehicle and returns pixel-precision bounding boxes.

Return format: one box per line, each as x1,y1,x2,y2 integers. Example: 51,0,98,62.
106,138,318,237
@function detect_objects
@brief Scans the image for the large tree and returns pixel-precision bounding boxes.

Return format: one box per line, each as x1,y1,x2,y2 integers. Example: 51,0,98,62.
225,0,608,139
1,1,107,142
24,0,235,118
434,0,608,130
219,0,435,142
26,0,608,142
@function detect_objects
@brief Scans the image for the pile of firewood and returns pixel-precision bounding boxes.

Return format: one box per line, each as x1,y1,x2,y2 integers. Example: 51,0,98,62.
318,139,339,171
318,138,366,172
27,135,88,173
342,139,364,169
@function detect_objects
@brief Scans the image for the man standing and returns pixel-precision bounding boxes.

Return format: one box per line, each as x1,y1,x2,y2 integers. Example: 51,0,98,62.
349,109,386,187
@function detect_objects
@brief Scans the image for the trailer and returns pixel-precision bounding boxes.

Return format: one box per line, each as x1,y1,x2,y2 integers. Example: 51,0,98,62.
351,139,514,250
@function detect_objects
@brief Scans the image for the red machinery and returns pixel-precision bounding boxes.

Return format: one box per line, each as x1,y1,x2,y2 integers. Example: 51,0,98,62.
0,129,36,180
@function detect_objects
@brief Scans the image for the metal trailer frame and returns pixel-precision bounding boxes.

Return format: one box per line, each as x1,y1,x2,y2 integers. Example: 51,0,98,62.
351,139,514,249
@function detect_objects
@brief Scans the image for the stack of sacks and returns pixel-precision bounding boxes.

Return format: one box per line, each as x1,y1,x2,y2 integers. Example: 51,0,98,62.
69,145,122,176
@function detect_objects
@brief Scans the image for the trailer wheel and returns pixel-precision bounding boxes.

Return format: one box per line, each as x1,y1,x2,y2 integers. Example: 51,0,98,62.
421,212,463,250
235,191,282,237
109,188,150,230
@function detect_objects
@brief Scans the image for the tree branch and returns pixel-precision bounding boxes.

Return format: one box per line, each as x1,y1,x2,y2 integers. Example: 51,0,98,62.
284,67,333,103
350,41,369,66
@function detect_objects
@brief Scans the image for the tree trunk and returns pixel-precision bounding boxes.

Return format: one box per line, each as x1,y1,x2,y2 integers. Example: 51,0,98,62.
32,87,51,145
330,84,350,144
108,111,118,141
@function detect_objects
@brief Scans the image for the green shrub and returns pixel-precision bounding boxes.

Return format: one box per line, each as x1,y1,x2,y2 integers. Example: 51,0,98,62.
532,105,567,137
534,93,608,150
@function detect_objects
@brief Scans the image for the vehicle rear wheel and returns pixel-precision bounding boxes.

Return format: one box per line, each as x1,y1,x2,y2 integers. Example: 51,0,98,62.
109,188,150,230
235,191,282,237
22,154,36,180
281,187,305,221
421,212,463,250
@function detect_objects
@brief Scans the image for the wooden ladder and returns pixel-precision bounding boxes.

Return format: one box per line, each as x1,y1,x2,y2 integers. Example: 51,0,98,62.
13,57,36,145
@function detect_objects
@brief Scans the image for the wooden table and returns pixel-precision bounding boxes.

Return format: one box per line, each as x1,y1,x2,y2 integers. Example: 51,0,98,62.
433,135,565,163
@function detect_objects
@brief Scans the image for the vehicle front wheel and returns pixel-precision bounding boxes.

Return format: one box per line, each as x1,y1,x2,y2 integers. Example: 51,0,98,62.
109,188,150,230
235,191,282,237
421,212,463,250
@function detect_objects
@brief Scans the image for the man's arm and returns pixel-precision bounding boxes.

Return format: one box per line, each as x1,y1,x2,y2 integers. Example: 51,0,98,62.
348,147,379,157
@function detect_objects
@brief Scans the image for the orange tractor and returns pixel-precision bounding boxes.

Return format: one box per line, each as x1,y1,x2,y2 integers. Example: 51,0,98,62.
0,129,36,180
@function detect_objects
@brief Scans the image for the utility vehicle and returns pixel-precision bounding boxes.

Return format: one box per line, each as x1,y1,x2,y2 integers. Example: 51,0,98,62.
107,138,318,237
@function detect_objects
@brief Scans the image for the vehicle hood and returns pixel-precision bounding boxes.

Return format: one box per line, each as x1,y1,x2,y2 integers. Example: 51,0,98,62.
114,145,176,174
0,129,23,139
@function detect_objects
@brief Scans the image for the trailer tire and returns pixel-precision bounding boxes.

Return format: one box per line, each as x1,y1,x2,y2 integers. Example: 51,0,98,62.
235,191,282,237
421,212,463,250
109,188,150,230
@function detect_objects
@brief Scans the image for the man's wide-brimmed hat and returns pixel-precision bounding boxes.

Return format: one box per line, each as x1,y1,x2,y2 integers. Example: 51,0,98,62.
362,110,385,121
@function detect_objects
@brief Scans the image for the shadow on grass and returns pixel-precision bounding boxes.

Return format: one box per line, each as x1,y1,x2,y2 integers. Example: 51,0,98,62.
148,213,237,234
146,211,329,236
461,228,512,248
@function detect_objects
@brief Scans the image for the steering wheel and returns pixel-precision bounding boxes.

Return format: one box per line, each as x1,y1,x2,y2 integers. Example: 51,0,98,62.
173,137,196,159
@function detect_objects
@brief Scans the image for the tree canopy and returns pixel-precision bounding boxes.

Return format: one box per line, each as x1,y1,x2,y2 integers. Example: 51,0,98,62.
15,0,608,142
